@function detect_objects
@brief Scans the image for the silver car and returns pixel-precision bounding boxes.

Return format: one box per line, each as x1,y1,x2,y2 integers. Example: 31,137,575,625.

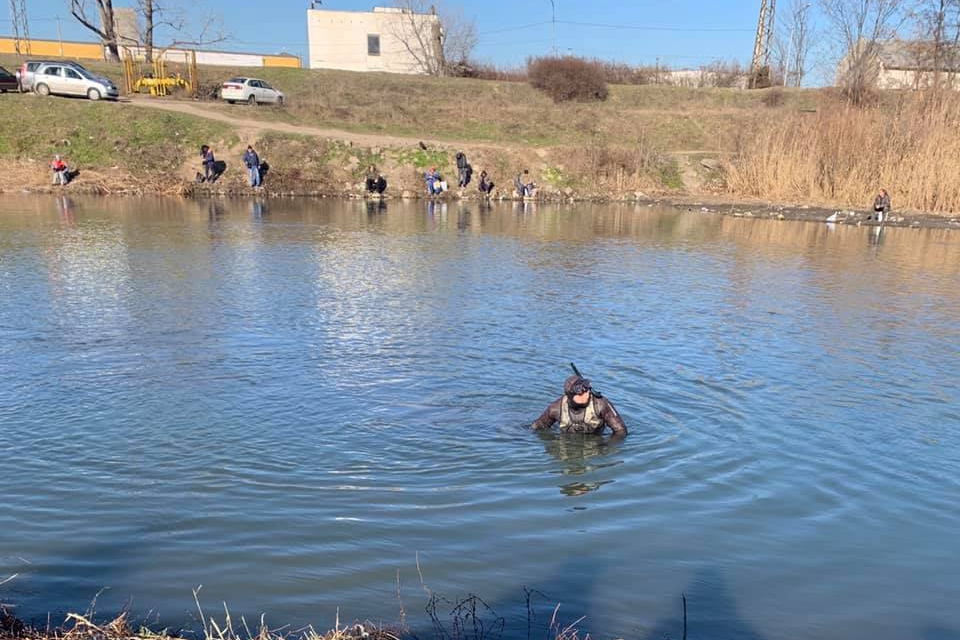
17,60,91,93
32,62,119,101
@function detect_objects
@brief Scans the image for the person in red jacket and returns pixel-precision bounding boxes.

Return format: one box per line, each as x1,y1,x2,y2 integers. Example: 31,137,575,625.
51,155,68,186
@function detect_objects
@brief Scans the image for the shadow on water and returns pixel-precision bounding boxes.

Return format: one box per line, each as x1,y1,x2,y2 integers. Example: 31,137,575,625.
641,567,767,640
923,627,960,640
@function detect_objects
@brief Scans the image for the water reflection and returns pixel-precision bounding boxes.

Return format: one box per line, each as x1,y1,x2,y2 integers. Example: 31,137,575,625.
536,431,623,496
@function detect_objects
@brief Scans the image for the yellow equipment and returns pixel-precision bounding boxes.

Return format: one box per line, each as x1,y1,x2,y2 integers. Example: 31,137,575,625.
122,48,198,98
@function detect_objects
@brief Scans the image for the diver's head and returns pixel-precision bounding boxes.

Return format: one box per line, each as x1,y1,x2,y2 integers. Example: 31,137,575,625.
564,374,592,406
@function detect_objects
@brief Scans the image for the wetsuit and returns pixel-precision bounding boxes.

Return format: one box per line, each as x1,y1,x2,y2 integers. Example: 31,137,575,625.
532,393,627,436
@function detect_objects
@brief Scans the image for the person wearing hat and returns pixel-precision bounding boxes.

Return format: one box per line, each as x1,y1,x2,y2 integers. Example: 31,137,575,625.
531,374,627,437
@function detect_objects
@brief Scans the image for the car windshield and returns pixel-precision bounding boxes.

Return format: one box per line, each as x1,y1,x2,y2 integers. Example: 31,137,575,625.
227,77,247,84
0,66,10,74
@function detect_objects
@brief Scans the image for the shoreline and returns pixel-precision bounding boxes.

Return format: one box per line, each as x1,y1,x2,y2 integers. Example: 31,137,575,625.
5,180,958,231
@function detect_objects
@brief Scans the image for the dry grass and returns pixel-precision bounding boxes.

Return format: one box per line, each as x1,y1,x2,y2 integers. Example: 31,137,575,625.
725,91,960,213
0,580,595,640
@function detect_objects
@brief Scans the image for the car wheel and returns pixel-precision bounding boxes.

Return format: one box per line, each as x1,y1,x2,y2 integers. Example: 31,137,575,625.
35,83,51,96
87,88,101,101
227,100,235,104
247,94,257,106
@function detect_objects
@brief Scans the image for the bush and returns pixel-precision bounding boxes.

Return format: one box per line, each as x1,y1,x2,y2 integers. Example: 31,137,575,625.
762,88,785,108
527,56,609,103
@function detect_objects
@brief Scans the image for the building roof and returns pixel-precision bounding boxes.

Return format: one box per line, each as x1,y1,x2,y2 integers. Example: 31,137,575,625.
874,39,960,71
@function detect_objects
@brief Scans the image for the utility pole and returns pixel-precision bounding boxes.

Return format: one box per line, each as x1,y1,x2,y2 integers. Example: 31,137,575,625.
9,0,31,55
749,0,776,88
549,0,557,55
57,15,64,57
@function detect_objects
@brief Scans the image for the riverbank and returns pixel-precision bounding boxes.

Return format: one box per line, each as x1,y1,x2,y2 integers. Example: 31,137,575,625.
2,79,960,227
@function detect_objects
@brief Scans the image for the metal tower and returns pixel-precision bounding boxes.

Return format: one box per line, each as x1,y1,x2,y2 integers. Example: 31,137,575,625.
750,0,776,87
9,0,31,55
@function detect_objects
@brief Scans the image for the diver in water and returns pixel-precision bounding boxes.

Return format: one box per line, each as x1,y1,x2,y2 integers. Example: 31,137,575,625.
532,372,627,437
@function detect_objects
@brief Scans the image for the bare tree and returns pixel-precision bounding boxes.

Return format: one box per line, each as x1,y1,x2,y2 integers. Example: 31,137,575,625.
821,0,907,102
389,0,477,76
783,0,815,86
910,0,960,89
69,0,121,61
135,0,228,63
439,5,478,69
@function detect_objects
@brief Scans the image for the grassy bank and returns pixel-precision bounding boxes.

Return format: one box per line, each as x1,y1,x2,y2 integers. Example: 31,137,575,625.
0,93,235,195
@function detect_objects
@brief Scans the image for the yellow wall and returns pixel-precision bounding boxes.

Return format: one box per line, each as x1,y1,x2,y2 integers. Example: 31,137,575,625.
1,37,301,68
263,55,301,68
0,38,103,60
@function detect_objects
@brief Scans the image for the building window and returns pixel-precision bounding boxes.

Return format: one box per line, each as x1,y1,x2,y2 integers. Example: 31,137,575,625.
367,34,380,56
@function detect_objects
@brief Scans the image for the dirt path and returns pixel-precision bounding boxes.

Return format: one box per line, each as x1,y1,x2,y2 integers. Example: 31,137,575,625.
126,97,509,150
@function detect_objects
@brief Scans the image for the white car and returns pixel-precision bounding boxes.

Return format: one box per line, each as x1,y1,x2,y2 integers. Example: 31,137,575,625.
220,77,285,105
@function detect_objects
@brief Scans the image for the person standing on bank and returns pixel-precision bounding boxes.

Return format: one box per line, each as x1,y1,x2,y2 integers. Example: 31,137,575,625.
243,145,262,188
532,372,627,437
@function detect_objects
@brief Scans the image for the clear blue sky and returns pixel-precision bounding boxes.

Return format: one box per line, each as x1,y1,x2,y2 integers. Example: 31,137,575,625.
7,0,820,71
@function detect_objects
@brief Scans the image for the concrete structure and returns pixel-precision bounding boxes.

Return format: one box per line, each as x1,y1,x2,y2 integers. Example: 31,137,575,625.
837,40,960,90
0,36,300,68
112,7,141,49
307,6,443,74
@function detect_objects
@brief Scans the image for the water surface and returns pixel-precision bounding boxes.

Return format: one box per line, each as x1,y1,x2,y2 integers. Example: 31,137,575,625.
1,196,958,640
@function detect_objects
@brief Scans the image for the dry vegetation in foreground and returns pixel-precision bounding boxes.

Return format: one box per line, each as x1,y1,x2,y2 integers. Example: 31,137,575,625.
725,91,960,214
0,581,606,640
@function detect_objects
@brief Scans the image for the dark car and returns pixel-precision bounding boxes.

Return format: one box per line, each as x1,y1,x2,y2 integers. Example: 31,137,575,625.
0,66,19,92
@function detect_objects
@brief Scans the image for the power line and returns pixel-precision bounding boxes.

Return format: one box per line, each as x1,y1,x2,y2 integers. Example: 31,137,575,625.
557,20,753,33
478,21,552,37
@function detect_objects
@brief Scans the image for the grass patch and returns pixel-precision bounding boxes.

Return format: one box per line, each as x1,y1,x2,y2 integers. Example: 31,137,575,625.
0,94,232,173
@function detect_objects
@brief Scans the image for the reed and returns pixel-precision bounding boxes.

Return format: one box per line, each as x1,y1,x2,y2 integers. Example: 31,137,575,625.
725,91,960,214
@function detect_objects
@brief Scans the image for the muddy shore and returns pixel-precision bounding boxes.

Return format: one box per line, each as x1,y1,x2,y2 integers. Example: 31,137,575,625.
5,176,958,231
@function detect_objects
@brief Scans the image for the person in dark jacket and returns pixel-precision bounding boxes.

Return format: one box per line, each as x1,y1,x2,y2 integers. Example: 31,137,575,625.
478,170,495,196
871,188,891,222
243,145,262,187
456,152,473,188
532,374,627,437
200,145,216,182
365,164,387,194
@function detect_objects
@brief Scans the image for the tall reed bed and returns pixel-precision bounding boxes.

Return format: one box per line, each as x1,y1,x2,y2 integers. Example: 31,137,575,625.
725,92,960,214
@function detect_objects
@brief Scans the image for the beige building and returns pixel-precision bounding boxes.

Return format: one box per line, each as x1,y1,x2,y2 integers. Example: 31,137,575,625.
837,40,960,90
307,6,443,74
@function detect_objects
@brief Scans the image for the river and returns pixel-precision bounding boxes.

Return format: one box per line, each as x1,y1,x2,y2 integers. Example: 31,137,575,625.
1,196,958,640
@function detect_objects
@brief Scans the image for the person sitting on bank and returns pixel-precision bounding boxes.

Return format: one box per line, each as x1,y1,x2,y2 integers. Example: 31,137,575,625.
243,145,262,188
424,167,444,196
532,374,627,437
515,170,536,198
871,188,891,222
51,155,69,186
478,170,495,196
365,165,387,194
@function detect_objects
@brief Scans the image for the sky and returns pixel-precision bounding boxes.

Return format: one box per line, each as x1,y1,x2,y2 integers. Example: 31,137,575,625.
6,0,832,74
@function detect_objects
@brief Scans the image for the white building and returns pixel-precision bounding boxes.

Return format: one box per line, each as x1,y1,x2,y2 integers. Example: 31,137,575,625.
307,6,443,74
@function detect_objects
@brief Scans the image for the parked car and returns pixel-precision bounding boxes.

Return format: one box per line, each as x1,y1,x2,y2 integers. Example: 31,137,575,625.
17,59,92,93
0,66,19,92
32,62,119,101
220,77,285,105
